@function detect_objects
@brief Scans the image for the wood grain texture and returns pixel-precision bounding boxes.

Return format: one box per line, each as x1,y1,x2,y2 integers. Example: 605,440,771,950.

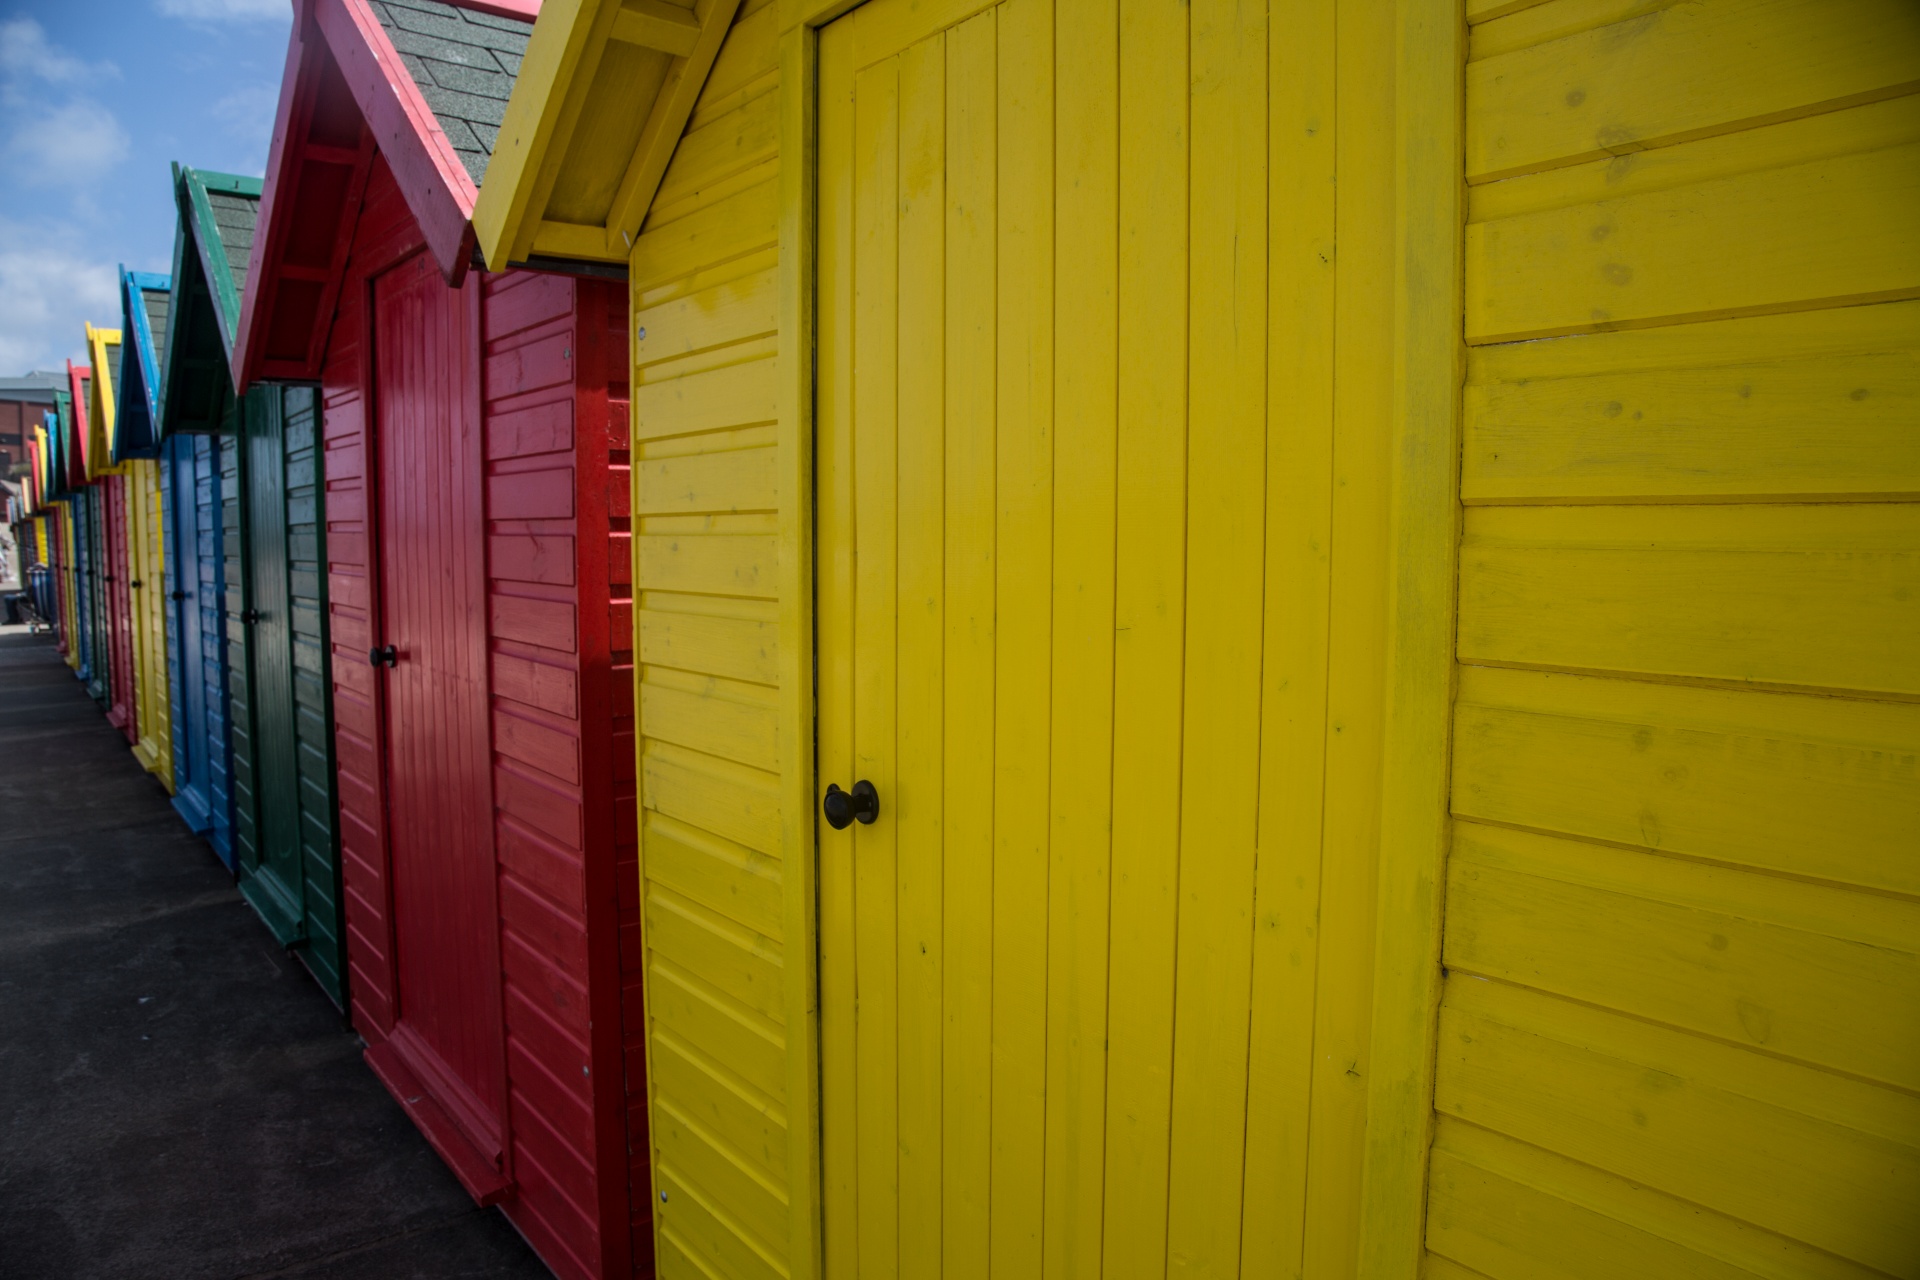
1436,6,1920,1274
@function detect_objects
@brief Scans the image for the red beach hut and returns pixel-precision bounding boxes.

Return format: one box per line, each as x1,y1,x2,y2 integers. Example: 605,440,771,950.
237,3,648,1274
69,360,137,744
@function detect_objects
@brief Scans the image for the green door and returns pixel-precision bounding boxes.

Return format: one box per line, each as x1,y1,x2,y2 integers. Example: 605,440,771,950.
235,386,305,945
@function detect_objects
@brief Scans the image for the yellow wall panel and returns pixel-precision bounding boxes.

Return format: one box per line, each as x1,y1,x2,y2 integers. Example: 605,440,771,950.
1439,2,1919,1274
1437,981,1920,1277
1467,0,1920,181
643,814,785,940
1467,139,1920,341
1452,665,1920,895
1448,821,1920,1088
1464,302,1920,502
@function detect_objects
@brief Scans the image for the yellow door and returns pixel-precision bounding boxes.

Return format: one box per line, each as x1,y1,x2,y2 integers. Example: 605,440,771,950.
1428,3,1920,1278
126,459,173,790
815,0,1349,1270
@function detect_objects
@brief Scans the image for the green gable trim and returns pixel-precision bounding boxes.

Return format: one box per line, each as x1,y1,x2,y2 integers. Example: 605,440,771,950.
164,163,264,438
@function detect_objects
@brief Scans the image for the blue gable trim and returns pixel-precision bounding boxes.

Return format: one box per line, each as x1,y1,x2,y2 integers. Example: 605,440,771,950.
115,266,172,461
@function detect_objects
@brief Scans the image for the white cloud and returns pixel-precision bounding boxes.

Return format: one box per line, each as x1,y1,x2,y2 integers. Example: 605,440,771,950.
7,98,130,188
156,0,288,19
0,223,120,374
0,16,95,86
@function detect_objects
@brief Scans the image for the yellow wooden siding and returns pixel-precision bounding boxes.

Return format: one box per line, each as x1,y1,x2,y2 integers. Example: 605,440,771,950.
626,0,800,1274
1432,2,1920,1277
127,458,173,790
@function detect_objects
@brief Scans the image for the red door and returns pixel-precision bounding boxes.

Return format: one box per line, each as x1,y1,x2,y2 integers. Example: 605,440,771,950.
105,475,137,742
368,254,508,1191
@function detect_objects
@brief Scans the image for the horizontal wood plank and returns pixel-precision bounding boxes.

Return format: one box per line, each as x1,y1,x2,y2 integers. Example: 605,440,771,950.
1466,0,1920,181
1437,980,1920,1276
1467,141,1920,342
1447,821,1920,1088
1451,665,1920,894
1458,503,1920,694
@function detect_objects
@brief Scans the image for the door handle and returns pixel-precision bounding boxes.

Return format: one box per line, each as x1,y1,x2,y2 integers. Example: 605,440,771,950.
240,608,261,624
170,590,189,601
368,645,398,669
822,780,880,830
130,580,143,589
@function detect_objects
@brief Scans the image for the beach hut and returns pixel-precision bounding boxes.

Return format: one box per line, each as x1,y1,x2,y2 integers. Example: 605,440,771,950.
87,321,173,789
237,4,650,1272
115,272,177,793
68,358,135,737
479,0,1920,1275
158,167,240,858
160,163,347,992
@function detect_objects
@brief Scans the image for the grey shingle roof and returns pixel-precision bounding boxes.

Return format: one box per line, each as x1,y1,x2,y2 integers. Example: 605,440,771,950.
367,0,531,188
143,289,171,373
0,373,65,400
205,189,260,302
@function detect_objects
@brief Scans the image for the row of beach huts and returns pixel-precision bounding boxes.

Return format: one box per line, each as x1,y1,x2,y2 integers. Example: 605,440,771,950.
13,1,1920,1279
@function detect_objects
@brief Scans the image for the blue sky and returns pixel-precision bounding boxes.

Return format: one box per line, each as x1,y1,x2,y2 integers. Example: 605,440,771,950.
0,0,291,374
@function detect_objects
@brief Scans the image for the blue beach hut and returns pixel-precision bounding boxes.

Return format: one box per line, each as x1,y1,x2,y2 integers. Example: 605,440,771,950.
159,165,242,865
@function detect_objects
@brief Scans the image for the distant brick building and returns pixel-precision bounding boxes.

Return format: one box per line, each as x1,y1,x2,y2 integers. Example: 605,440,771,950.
0,373,64,476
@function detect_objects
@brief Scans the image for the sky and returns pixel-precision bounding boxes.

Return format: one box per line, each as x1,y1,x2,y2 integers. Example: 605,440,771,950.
0,0,291,375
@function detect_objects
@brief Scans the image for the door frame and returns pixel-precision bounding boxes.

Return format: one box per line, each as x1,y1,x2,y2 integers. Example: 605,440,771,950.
358,245,512,1186
766,0,1463,1273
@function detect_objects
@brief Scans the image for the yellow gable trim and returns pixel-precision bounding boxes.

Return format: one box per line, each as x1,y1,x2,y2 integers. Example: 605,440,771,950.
85,323,123,480
473,0,741,271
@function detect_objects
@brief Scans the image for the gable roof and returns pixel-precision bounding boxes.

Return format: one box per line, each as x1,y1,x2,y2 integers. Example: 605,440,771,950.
163,165,262,435
115,269,172,461
54,387,83,493
84,325,122,477
237,0,539,386
472,0,739,272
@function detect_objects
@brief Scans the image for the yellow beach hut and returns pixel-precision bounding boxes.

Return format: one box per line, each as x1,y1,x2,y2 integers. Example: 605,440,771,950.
87,321,173,791
479,1,1920,1277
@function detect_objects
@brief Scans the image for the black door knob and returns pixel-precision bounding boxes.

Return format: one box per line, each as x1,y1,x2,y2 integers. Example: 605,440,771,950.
130,580,143,589
170,589,189,601
240,608,261,624
368,644,398,669
822,780,880,830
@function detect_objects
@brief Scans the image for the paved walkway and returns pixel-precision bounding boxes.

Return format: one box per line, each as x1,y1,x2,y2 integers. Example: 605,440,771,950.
0,631,552,1279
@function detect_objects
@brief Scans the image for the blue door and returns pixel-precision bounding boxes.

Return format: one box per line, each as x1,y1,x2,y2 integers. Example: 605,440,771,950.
166,434,215,838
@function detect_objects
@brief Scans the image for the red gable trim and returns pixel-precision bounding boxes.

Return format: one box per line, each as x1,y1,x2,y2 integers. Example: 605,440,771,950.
66,362,92,480
238,0,487,388
236,14,328,390
316,0,479,283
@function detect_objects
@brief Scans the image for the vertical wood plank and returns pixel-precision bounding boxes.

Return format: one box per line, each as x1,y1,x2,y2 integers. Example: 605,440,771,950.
814,19,861,1276
1241,0,1337,1270
1044,0,1118,1270
1101,0,1188,1270
1302,0,1396,1272
941,13,998,1275
1163,0,1268,1269
777,23,826,1279
1357,0,1463,1268
852,54,903,1280
989,0,1055,1270
895,31,948,1280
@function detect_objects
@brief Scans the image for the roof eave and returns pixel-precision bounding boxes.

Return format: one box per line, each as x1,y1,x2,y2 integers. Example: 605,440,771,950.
317,0,480,284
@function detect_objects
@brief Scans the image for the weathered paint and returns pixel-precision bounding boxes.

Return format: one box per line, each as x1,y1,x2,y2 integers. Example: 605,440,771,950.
1423,4,1920,1278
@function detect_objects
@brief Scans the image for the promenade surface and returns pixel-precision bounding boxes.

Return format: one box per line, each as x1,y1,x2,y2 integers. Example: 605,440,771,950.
0,628,552,1279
